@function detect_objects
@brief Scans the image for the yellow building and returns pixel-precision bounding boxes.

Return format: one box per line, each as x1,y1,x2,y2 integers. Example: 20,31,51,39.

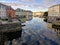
33,12,44,17
48,4,60,23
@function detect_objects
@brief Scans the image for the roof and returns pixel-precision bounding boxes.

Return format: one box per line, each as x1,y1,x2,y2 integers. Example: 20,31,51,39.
26,10,33,13
49,4,60,8
7,6,15,11
0,3,15,11
15,8,24,12
0,3,8,7
15,8,32,12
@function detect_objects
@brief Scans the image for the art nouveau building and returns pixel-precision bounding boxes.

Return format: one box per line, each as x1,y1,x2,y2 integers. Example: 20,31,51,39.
6,6,16,19
48,4,60,23
0,3,16,20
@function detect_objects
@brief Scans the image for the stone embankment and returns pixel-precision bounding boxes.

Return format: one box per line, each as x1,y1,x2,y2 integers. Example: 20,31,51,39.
0,22,22,45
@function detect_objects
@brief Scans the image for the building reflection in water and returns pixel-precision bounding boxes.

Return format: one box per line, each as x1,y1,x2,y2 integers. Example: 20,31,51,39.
53,28,60,36
47,23,60,37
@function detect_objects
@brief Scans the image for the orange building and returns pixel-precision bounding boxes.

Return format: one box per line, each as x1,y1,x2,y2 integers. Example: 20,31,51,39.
6,6,16,19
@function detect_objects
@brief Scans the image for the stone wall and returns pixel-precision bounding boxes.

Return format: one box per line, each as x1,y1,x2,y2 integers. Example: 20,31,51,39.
0,22,22,45
0,22,22,32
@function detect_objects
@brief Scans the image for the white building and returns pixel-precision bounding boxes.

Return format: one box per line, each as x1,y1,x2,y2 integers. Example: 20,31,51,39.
0,3,7,19
26,10,33,21
16,8,25,16
48,4,60,23
16,8,26,23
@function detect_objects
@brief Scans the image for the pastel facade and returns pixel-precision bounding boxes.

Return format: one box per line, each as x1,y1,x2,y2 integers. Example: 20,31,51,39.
48,4,60,23
6,6,16,19
16,8,26,23
0,3,16,20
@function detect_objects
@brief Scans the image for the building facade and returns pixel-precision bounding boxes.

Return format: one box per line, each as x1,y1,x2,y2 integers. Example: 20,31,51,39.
15,8,26,23
6,6,16,19
0,3,7,19
0,3,16,22
48,4,60,23
33,12,44,17
26,10,33,21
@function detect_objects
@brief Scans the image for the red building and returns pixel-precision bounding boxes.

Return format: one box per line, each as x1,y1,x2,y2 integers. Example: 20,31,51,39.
6,6,16,19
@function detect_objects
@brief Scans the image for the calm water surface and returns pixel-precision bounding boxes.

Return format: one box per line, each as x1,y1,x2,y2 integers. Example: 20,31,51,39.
8,17,60,45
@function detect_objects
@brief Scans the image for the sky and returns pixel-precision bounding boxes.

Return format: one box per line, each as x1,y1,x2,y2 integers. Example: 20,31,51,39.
0,0,60,12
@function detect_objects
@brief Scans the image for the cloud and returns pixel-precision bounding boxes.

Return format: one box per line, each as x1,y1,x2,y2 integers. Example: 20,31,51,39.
0,0,60,12
21,0,36,2
1,2,36,8
40,0,60,7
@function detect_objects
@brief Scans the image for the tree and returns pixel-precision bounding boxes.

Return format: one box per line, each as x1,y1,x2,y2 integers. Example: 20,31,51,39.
43,12,48,22
43,12,48,17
